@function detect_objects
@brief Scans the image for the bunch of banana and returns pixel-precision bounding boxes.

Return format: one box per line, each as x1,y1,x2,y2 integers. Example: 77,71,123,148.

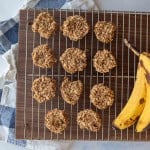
113,39,150,132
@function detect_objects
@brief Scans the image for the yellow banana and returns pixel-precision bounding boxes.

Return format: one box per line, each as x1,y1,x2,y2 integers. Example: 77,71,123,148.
113,55,146,130
136,53,150,132
136,82,150,132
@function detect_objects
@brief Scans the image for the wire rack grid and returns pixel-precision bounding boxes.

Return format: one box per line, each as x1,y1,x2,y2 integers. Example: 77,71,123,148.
16,9,150,141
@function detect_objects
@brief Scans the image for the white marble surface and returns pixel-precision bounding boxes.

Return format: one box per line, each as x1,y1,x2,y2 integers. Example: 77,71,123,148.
1,0,150,21
1,0,150,149
96,0,150,12
0,0,27,21
0,142,28,150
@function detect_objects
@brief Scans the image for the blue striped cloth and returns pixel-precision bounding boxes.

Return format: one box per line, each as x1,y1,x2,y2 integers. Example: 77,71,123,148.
0,0,66,147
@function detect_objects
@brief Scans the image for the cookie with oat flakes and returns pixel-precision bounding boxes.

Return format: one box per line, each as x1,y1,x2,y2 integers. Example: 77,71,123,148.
90,83,114,110
60,77,83,105
45,108,69,134
77,109,101,132
61,15,90,41
93,49,116,73
32,12,57,39
32,76,56,103
32,44,57,68
94,21,116,43
60,47,87,74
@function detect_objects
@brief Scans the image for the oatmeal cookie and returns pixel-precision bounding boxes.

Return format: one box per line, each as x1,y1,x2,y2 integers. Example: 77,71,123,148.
90,83,114,110
62,15,90,41
93,49,116,73
60,77,83,105
94,21,116,43
45,108,69,134
32,12,57,39
77,109,101,132
32,44,57,68
32,76,56,103
60,48,87,74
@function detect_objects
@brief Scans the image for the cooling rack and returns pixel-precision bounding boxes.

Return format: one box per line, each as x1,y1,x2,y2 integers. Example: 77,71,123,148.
16,9,150,140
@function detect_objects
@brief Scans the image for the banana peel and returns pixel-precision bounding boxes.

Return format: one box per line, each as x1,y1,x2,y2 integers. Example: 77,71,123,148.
113,39,150,131
136,81,150,132
136,53,150,132
113,55,146,129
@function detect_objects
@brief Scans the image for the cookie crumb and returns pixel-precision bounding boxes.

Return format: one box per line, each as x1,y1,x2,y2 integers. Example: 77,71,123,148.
32,76,56,103
90,83,114,110
45,108,69,134
77,109,101,132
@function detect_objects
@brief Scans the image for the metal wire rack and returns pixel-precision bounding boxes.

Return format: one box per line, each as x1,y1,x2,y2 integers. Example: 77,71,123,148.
16,9,150,141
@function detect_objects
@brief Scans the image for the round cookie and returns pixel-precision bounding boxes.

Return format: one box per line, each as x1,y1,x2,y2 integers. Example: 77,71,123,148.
32,44,57,68
62,15,90,41
60,77,83,105
32,12,57,39
90,83,114,110
60,47,87,74
77,109,101,132
32,76,56,103
93,49,116,73
94,21,116,43
45,108,69,134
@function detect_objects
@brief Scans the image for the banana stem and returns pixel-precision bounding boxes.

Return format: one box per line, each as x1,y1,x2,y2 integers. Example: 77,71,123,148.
124,39,140,57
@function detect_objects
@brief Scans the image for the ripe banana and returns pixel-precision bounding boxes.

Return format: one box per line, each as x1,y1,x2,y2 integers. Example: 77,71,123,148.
113,39,150,131
113,58,146,129
136,82,150,132
136,53,150,132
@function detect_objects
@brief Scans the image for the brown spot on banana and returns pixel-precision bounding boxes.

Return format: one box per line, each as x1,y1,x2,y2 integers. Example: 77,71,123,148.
130,118,133,121
124,118,136,126
139,98,145,104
